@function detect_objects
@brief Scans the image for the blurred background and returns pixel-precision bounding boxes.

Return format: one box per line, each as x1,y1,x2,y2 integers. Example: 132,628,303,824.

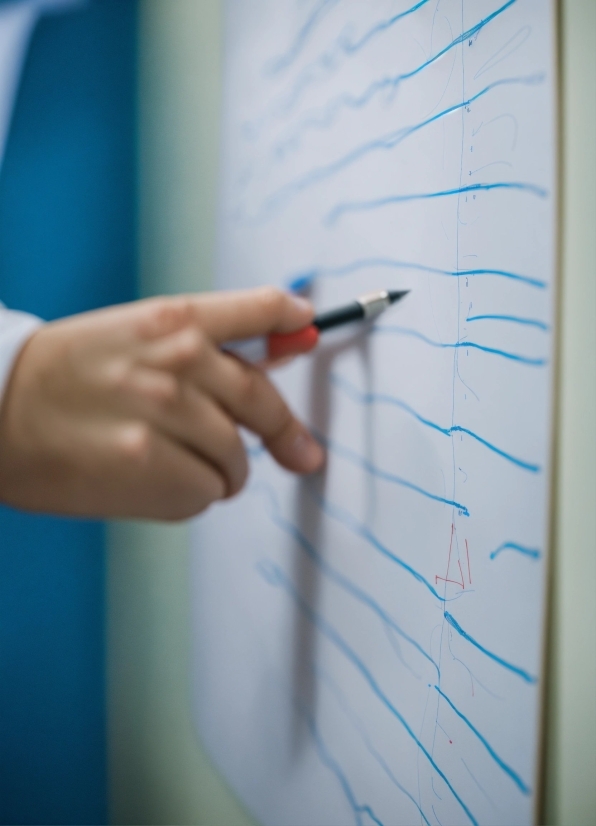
0,1,593,824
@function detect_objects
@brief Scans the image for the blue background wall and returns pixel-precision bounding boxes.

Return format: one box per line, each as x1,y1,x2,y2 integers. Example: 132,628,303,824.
0,1,137,823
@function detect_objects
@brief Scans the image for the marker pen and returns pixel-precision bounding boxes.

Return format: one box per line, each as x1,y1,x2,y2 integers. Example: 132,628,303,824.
224,289,409,363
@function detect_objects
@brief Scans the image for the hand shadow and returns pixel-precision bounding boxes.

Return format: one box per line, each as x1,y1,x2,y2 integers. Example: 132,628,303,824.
290,322,376,757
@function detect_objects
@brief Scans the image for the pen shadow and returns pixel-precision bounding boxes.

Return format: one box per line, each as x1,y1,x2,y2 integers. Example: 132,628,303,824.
290,324,375,757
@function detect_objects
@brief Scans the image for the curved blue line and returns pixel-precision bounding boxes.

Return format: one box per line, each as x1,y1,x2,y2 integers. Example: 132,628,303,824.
264,75,543,213
264,0,340,75
432,805,445,826
331,373,450,435
343,0,431,54
276,0,517,145
253,481,440,674
320,433,470,515
434,686,531,795
451,426,540,471
490,541,542,560
444,612,537,684
248,451,447,602
287,258,547,291
259,562,478,825
316,667,433,826
331,373,541,472
325,182,549,225
303,709,385,826
466,314,549,331
309,490,446,602
273,0,433,119
374,325,548,366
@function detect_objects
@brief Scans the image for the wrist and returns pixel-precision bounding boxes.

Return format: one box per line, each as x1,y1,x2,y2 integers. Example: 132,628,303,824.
0,306,43,408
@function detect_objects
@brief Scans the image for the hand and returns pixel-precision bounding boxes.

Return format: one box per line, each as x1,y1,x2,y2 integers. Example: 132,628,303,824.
0,288,325,520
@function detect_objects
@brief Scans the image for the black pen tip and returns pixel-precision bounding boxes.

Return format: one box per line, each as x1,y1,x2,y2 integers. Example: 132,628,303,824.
387,289,410,304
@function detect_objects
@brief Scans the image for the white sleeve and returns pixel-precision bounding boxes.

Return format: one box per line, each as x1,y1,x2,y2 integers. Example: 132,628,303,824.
0,304,42,402
0,0,86,406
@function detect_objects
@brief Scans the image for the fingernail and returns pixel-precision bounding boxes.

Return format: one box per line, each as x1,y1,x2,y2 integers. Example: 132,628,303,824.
289,294,314,315
291,431,325,472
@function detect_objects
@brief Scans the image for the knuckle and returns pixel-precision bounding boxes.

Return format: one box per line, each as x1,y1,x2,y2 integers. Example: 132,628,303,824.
143,296,193,337
257,285,285,317
149,373,180,409
146,298,179,334
116,422,153,465
181,327,207,364
236,366,262,409
104,358,133,394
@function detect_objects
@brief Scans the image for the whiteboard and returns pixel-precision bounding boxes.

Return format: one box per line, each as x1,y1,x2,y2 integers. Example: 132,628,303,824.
191,2,557,824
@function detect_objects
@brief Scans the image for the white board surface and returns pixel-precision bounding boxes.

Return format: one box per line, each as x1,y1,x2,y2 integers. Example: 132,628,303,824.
191,2,557,824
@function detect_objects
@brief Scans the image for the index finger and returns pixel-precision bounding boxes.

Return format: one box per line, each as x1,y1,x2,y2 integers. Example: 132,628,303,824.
184,286,314,343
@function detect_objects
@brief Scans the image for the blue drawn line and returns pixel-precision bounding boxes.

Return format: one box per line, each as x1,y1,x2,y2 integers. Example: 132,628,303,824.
466,313,549,331
288,258,547,292
331,373,541,472
254,480,440,676
325,181,549,225
271,0,433,122
474,24,531,80
264,0,340,75
343,0,431,54
275,0,518,147
264,75,543,213
434,686,531,795
461,758,498,811
373,325,548,366
249,447,448,602
320,432,470,515
490,541,541,560
444,612,538,684
301,708,385,826
307,489,446,602
317,667,432,826
449,427,539,470
259,561,478,826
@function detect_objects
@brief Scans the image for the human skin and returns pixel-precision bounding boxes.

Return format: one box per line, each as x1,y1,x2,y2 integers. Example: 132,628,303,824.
0,287,324,520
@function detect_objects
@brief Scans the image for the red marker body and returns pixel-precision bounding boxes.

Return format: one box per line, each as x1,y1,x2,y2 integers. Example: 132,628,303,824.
223,289,408,364
267,325,319,359
223,324,319,363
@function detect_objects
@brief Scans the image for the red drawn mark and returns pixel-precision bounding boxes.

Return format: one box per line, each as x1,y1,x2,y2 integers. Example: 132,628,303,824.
457,558,465,588
435,523,465,589
435,574,465,586
436,572,464,588
465,539,472,584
